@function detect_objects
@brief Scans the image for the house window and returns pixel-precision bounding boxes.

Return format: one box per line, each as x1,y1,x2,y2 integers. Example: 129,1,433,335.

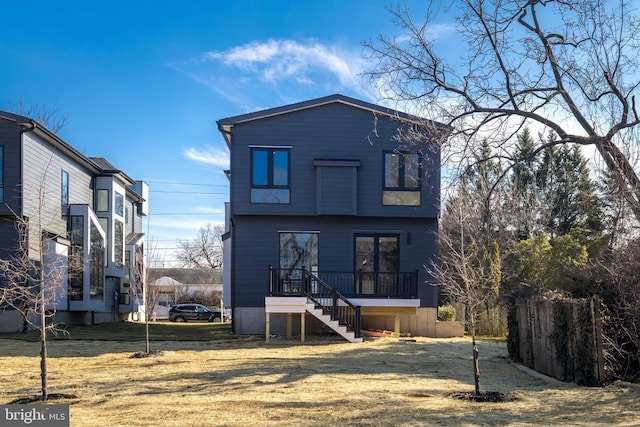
98,217,109,267
279,232,318,271
69,216,84,301
125,206,129,224
61,170,69,205
115,193,124,216
251,147,290,203
279,232,318,292
96,189,109,211
89,221,104,301
61,170,69,207
114,220,124,268
0,145,4,203
383,151,421,206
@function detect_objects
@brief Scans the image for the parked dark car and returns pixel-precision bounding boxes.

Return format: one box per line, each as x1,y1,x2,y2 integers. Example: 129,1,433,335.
168,304,223,322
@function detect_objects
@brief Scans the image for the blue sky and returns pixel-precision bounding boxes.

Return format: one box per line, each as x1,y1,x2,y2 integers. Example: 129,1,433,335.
1,0,435,266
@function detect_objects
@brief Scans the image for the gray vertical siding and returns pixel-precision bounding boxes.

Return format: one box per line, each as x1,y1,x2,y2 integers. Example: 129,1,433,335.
0,119,22,215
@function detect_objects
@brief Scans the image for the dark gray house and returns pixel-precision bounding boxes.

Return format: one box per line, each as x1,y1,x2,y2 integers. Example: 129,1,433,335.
218,94,442,342
0,111,148,332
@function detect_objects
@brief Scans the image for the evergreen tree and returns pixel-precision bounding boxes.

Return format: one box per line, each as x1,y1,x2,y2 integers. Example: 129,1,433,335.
509,128,543,240
536,137,602,243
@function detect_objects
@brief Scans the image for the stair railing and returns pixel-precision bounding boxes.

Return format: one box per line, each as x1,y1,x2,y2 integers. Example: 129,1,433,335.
301,267,361,338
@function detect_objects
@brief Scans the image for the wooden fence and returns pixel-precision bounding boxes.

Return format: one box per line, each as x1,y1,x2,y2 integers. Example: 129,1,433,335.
507,295,605,385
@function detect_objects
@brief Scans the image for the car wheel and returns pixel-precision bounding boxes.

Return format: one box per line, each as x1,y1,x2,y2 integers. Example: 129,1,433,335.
174,316,186,322
210,316,221,323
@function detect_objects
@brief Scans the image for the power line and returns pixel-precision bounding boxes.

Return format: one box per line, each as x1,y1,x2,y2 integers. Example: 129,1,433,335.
145,180,228,187
149,190,228,195
149,212,225,216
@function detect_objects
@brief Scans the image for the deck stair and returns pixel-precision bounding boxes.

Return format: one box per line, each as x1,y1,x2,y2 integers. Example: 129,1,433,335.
304,302,363,343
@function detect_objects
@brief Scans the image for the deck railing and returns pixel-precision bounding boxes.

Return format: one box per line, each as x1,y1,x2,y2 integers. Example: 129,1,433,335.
301,268,361,338
268,267,419,299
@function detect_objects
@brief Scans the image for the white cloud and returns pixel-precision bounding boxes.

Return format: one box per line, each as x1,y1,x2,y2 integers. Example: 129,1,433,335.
172,38,376,106
182,146,230,168
203,39,364,89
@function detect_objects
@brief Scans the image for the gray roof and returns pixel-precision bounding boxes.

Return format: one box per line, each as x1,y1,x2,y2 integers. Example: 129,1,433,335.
216,94,442,146
0,110,101,174
89,156,136,186
0,111,138,186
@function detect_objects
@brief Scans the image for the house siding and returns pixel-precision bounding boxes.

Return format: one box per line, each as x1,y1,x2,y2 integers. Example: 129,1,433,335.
0,217,20,259
222,95,442,337
0,119,22,215
232,215,438,308
230,103,440,219
22,131,94,258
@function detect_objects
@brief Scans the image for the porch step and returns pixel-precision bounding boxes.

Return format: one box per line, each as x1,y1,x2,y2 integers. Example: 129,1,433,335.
304,303,363,343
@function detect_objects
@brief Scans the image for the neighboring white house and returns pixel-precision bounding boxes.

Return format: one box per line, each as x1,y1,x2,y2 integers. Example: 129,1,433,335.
146,268,223,318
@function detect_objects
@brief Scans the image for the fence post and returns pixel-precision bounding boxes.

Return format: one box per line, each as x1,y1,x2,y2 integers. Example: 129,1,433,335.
591,295,605,384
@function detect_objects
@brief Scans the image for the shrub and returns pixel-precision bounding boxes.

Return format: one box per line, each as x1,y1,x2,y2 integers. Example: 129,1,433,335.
438,305,457,321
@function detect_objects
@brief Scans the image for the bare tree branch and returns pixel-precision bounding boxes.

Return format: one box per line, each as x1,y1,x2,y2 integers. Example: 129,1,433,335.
6,97,68,133
365,0,640,222
176,224,224,269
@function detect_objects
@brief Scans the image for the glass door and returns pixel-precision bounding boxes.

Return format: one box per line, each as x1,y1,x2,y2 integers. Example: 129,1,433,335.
355,235,399,295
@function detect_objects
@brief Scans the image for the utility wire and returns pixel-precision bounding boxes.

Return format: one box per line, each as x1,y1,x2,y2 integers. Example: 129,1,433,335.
145,180,228,187
149,190,228,195
150,212,225,215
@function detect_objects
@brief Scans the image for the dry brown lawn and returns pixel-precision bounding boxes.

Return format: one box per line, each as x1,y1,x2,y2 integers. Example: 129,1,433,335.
1,323,639,426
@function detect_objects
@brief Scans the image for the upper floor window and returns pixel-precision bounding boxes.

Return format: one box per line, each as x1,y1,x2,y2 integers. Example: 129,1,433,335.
383,151,421,206
61,170,69,206
251,147,290,203
0,145,4,202
96,189,109,212
115,193,124,216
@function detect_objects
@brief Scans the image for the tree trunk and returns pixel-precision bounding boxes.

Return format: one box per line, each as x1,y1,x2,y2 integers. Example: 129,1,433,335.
40,306,48,401
472,334,480,397
145,317,150,354
469,306,480,396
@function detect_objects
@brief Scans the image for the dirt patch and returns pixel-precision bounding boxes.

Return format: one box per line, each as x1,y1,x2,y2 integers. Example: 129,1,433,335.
448,391,515,402
129,350,164,359
9,393,77,404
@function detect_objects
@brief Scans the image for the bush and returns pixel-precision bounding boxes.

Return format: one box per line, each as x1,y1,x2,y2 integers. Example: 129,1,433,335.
438,305,457,321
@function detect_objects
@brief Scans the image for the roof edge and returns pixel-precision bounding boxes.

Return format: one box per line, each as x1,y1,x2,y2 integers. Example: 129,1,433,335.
216,94,438,130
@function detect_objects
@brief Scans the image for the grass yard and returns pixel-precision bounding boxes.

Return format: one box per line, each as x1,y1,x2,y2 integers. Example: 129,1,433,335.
1,322,639,426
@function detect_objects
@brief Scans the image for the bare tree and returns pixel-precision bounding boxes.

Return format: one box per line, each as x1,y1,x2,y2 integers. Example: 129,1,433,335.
176,223,223,269
7,97,67,133
0,169,75,400
130,239,162,355
428,191,502,397
365,0,640,222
